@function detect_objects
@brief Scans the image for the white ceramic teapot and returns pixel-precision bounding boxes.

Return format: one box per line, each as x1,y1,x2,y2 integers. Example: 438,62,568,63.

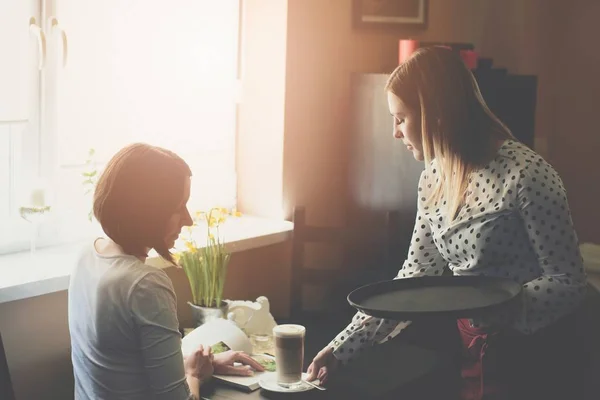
226,296,277,336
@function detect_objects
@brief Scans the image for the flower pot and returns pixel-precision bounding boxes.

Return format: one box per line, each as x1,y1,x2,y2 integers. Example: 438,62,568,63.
188,301,229,327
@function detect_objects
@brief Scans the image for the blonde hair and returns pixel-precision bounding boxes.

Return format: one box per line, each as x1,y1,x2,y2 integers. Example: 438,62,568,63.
385,47,514,220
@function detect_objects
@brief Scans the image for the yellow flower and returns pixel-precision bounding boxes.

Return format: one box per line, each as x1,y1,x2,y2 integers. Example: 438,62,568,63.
173,253,181,264
218,217,226,224
185,241,197,253
195,211,206,220
234,211,242,217
209,217,217,227
208,233,215,241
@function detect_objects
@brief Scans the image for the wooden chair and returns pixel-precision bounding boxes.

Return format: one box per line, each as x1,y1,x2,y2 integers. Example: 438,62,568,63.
0,332,15,400
289,206,400,337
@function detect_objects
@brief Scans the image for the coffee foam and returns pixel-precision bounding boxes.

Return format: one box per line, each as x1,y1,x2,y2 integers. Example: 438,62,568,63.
272,324,305,337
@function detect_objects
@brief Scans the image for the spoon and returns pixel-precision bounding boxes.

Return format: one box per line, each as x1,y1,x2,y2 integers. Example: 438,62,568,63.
303,380,326,391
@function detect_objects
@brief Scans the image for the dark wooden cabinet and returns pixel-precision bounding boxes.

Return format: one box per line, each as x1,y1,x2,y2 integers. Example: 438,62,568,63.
473,67,537,148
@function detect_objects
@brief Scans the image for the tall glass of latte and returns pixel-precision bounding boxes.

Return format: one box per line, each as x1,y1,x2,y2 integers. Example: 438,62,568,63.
272,324,305,386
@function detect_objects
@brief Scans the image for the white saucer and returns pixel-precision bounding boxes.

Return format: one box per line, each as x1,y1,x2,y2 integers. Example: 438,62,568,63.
258,372,318,393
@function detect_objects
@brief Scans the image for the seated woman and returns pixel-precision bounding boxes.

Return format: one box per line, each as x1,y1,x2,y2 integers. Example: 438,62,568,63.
68,143,263,400
307,47,587,400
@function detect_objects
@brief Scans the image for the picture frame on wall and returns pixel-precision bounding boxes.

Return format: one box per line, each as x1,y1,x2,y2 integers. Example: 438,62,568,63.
353,0,428,30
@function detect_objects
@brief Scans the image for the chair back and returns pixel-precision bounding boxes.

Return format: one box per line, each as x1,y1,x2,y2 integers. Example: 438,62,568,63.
290,206,400,320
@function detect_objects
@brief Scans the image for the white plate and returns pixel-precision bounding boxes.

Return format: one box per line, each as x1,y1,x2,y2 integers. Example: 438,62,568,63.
258,372,319,393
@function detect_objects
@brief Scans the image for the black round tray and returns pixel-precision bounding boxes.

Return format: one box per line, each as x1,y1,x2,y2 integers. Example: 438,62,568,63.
347,276,522,320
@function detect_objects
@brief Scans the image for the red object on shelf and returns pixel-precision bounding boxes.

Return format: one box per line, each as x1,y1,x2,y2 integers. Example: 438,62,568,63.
460,50,479,70
399,39,418,64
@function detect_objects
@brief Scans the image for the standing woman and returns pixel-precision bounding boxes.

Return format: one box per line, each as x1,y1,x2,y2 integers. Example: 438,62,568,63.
68,144,262,400
307,47,587,399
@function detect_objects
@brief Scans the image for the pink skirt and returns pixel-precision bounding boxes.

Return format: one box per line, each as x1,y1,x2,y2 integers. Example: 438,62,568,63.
457,319,505,400
456,314,584,400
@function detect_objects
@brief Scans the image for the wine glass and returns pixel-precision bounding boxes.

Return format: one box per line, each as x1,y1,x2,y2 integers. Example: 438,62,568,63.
19,186,52,256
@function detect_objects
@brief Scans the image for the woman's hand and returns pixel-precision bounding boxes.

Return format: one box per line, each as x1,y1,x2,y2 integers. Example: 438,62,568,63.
306,346,339,385
213,350,265,376
184,344,214,383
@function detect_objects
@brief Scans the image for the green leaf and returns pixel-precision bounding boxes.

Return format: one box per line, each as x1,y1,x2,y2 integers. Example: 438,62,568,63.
178,233,230,307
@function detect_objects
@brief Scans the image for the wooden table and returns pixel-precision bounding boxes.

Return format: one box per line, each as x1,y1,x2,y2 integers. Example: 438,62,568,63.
199,383,328,400
197,319,454,400
199,276,600,399
197,321,342,400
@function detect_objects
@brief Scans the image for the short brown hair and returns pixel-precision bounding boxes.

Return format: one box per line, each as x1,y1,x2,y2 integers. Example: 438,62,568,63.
93,143,192,262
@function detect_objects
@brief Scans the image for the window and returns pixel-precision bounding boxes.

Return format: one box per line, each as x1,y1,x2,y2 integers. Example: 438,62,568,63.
0,0,240,254
0,0,42,254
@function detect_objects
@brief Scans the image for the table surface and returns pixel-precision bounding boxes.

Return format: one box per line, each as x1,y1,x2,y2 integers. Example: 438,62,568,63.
195,322,339,399
199,275,600,399
200,383,330,400
196,320,449,400
588,273,600,293
199,342,447,400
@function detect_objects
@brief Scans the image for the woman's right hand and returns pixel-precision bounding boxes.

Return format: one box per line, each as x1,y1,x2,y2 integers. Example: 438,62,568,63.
306,346,339,385
184,344,214,383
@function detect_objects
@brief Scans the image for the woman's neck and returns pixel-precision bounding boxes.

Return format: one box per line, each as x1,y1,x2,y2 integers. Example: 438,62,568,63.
94,238,147,262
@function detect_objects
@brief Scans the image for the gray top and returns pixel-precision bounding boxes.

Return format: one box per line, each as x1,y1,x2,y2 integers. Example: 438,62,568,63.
330,140,587,363
68,243,191,399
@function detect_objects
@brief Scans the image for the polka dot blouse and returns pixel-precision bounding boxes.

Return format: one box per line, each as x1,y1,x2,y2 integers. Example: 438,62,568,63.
329,140,587,364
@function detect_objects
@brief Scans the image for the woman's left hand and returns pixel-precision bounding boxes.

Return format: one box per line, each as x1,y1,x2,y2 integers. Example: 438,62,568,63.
212,350,265,376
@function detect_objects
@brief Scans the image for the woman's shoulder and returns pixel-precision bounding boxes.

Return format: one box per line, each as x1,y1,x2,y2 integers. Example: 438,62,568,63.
130,263,172,293
84,244,172,293
496,139,566,194
496,140,560,176
497,140,545,166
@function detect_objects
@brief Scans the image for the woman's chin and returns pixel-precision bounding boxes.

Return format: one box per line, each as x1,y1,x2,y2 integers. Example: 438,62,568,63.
409,148,424,161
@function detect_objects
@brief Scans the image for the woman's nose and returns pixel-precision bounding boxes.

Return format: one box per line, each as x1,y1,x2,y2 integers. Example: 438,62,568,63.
182,210,193,227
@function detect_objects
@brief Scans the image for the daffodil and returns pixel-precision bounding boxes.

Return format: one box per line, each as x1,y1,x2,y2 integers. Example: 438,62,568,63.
185,241,197,253
180,206,231,308
172,253,181,264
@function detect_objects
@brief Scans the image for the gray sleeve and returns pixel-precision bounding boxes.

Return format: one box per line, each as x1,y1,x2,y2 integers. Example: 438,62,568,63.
130,270,193,400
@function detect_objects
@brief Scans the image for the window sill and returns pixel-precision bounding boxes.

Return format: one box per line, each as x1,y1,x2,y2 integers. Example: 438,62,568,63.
0,216,293,304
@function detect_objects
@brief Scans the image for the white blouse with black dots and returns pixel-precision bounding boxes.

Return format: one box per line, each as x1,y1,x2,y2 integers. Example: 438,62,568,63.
330,140,587,363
